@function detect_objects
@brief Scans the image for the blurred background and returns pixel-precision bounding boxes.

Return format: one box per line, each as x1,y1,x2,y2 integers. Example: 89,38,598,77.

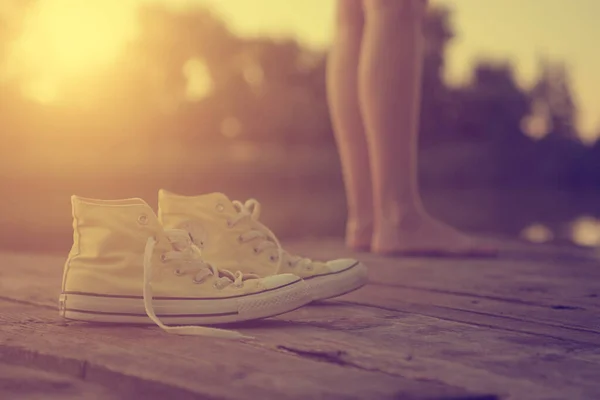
1,0,599,253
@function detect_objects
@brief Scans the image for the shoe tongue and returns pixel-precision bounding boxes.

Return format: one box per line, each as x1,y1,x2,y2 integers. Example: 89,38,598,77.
160,191,237,216
166,230,191,251
195,192,239,216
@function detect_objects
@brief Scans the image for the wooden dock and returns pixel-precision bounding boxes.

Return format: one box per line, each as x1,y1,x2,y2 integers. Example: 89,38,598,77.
0,239,599,399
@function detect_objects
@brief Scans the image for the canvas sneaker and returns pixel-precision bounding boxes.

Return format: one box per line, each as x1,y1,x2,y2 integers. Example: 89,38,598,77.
158,190,368,302
60,196,312,338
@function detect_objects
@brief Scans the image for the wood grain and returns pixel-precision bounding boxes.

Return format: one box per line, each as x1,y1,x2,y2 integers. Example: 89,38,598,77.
0,301,488,400
1,239,599,399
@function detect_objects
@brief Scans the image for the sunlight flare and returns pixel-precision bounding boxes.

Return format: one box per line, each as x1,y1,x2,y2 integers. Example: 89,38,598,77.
8,0,139,102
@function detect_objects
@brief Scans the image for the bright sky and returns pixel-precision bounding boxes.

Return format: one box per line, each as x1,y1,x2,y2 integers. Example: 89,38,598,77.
6,0,600,140
5,0,139,102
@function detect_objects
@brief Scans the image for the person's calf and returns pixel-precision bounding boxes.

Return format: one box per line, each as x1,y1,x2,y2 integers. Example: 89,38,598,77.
363,0,428,20
336,0,364,34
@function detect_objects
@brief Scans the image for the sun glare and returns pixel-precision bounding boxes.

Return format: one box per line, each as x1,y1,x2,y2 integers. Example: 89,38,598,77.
9,0,138,103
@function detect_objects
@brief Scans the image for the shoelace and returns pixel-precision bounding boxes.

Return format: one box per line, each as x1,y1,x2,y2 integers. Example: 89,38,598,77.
229,199,314,272
142,229,256,339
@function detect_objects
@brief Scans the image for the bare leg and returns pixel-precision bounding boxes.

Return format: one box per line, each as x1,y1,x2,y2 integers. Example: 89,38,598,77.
360,0,496,256
327,0,373,250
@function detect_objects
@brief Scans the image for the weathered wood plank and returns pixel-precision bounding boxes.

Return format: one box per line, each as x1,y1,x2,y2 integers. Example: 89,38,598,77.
363,258,600,310
0,362,120,400
287,240,600,314
2,248,599,339
0,300,487,400
2,246,600,399
338,285,600,345
6,293,597,400
4,243,600,311
288,237,600,265
267,302,600,400
353,283,600,333
0,252,67,309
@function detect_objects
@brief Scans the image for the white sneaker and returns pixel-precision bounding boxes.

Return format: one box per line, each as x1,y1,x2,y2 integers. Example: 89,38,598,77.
158,190,368,302
60,196,312,338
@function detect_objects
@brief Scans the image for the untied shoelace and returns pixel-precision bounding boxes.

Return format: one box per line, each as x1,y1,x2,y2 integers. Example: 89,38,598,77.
142,229,257,339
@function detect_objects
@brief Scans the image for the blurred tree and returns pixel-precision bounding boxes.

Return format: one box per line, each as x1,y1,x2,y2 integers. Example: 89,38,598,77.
530,58,578,142
109,6,233,114
454,61,531,145
435,61,537,186
419,5,455,147
0,1,594,189
518,59,587,188
220,38,332,146
101,5,329,147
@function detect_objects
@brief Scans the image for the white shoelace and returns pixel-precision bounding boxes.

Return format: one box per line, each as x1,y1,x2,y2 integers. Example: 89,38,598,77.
230,199,314,272
142,229,255,339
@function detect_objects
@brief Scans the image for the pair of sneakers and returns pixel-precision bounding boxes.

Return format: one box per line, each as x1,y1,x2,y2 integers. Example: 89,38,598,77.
60,190,368,338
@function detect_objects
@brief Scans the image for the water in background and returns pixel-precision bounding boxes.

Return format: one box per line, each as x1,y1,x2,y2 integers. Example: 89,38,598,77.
2,141,599,253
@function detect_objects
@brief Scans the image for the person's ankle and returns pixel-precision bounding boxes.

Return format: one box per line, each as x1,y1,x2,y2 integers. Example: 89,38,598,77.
375,202,426,233
345,217,373,250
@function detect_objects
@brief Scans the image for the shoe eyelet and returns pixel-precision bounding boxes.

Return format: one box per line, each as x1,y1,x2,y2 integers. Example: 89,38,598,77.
287,261,293,267
216,203,225,212
226,219,233,228
138,214,149,225
160,254,168,263
173,268,182,275
253,248,260,254
237,235,243,243
269,255,277,262
305,265,314,271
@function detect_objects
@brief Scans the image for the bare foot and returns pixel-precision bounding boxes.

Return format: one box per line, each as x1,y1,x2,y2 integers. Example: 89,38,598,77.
371,212,498,257
345,218,373,251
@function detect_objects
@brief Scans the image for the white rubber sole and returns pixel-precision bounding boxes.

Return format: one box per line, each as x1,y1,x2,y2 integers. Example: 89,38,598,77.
59,279,311,325
304,261,368,302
